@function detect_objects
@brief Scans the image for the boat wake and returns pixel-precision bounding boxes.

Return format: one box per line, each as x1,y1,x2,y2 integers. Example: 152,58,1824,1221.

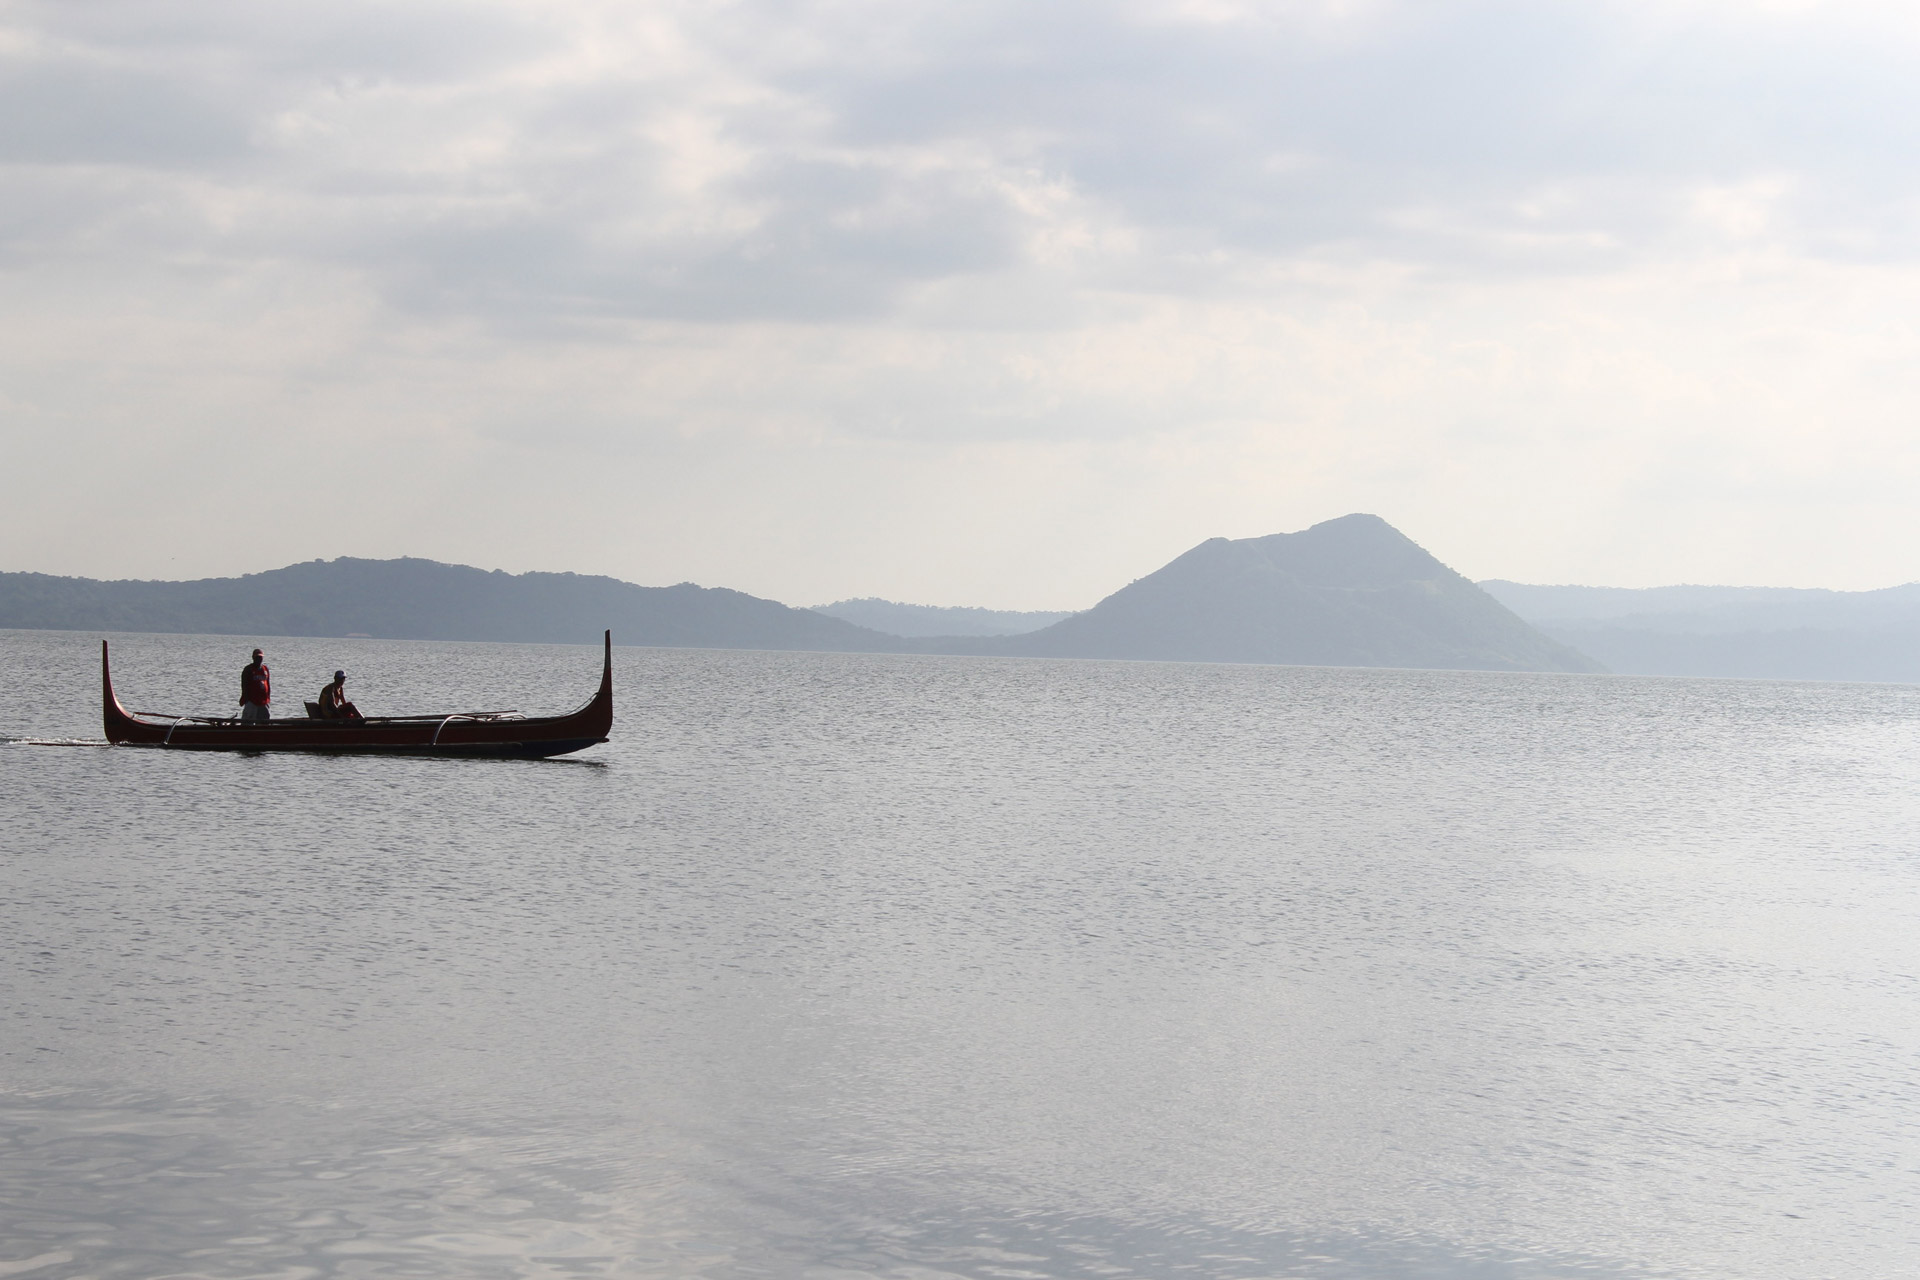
3,737,111,747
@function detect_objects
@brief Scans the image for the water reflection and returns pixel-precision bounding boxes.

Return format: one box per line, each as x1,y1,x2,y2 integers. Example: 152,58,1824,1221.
2,1090,1652,1279
1,1092,703,1279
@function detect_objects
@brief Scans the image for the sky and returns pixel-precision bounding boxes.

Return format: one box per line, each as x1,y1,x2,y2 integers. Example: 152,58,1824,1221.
5,0,1920,608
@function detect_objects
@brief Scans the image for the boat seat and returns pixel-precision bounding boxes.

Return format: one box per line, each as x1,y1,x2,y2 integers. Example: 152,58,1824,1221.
304,701,325,718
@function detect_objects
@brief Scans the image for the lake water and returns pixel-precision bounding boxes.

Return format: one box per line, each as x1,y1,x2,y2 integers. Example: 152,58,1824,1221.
3,628,1919,1279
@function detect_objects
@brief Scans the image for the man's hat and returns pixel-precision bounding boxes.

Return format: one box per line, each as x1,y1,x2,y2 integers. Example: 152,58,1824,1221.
252,648,263,658
335,670,346,680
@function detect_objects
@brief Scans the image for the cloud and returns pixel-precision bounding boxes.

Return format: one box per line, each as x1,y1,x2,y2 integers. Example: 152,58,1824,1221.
7,0,1920,600
11,0,1920,321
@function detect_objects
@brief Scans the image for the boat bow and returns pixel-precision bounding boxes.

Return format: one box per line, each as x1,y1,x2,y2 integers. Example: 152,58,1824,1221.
102,640,140,744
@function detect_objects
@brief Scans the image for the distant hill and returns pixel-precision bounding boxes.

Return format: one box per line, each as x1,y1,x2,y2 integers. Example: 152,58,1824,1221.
967,515,1600,672
0,558,895,651
1480,579,1920,682
812,598,1076,637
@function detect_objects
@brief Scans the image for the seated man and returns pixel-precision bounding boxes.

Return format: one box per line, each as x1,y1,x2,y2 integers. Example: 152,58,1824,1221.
315,670,363,721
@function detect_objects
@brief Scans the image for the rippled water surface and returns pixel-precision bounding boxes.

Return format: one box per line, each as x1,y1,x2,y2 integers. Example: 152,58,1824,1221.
4,628,1919,1278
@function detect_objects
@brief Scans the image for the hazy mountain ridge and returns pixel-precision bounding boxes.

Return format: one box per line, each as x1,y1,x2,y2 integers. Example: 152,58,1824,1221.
1480,579,1920,682
811,598,1076,637
3,519,1595,675
1480,580,1920,630
0,558,894,651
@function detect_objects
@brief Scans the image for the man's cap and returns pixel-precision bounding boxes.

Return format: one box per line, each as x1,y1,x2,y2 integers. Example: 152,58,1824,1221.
335,670,346,680
252,649,263,658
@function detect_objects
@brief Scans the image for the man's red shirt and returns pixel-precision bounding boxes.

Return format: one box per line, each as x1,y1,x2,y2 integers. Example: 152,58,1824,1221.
241,661,270,706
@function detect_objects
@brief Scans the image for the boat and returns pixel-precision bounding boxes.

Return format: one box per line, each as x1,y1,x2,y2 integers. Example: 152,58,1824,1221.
102,632,614,758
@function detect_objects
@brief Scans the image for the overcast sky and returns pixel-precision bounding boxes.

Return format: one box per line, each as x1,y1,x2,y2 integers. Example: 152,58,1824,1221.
6,0,1920,606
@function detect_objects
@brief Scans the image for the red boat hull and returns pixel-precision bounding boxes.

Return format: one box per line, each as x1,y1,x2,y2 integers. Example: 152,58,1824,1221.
103,633,614,758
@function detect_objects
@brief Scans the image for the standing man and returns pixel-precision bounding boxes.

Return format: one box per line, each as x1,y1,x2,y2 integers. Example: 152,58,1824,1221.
240,648,271,723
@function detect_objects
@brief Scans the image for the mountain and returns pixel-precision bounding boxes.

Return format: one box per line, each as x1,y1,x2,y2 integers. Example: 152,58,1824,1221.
812,598,1076,637
0,558,894,651
1480,579,1920,682
974,515,1601,672
0,519,1597,675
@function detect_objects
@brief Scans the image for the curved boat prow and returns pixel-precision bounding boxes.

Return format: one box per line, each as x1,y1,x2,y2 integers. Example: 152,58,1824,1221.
581,629,614,740
102,640,136,743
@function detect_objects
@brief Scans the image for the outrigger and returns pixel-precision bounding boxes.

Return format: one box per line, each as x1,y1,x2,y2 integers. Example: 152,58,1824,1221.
102,632,613,758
